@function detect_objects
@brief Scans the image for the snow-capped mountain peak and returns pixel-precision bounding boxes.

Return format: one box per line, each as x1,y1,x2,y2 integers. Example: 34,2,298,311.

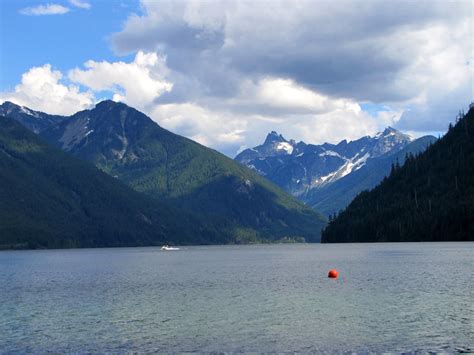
235,127,434,215
375,126,413,140
370,127,414,157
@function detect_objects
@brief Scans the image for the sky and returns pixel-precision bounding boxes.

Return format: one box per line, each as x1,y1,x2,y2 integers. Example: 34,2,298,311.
0,0,472,157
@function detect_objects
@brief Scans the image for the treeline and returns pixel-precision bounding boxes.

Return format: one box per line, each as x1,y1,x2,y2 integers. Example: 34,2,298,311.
322,107,474,242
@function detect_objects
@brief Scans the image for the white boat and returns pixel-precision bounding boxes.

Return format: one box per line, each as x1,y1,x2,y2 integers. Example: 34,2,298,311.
161,245,180,251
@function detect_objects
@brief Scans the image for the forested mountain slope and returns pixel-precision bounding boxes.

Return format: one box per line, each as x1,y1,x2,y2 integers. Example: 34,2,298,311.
310,136,436,215
2,101,327,242
0,115,239,249
322,107,474,242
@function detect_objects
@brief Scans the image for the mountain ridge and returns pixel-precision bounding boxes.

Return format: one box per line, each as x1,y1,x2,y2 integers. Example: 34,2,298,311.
0,114,232,249
1,100,327,243
0,101,67,134
235,127,435,215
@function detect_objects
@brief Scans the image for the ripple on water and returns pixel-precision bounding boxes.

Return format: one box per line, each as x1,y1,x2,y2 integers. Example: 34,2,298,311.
0,243,473,352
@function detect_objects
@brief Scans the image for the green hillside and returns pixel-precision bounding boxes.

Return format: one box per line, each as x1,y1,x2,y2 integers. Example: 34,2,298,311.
322,107,474,243
0,115,236,249
40,101,326,242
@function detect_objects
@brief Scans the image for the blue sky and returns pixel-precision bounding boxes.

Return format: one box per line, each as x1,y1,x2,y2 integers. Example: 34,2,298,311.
0,0,471,156
0,0,138,90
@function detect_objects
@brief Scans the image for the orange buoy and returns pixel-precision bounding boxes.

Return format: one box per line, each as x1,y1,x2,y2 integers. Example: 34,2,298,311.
328,269,338,279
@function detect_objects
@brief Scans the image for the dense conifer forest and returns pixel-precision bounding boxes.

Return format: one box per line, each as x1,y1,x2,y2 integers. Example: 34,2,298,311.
322,106,474,242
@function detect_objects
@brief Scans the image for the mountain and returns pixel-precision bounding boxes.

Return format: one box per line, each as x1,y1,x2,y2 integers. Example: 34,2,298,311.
0,101,66,134
307,135,436,215
235,128,436,215
0,115,226,249
1,101,326,243
321,107,474,243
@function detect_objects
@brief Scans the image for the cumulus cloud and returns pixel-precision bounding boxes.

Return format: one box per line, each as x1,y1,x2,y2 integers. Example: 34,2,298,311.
234,100,402,155
108,0,472,148
68,51,173,111
5,1,472,157
19,3,70,16
229,78,359,116
1,56,403,156
69,0,91,10
111,1,471,99
67,50,396,154
0,64,93,115
149,83,401,156
395,21,473,132
150,103,247,152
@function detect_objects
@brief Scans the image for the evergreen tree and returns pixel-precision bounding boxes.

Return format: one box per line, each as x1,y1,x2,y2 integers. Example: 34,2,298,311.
322,106,474,243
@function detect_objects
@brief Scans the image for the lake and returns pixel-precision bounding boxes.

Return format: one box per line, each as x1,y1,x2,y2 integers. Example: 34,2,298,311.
0,243,473,352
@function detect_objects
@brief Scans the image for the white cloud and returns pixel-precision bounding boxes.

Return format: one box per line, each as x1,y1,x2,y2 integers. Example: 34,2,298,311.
5,0,472,156
68,51,173,110
0,65,94,115
6,0,474,155
69,0,91,9
256,79,334,113
0,55,404,156
19,4,70,16
237,101,400,151
109,0,472,140
112,0,471,98
136,72,395,155
231,78,359,116
148,86,400,156
151,103,247,151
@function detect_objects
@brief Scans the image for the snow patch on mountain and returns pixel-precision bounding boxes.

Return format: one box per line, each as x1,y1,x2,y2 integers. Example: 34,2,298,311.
311,152,370,187
276,142,294,154
319,150,342,158
235,127,416,197
339,152,370,178
19,106,41,118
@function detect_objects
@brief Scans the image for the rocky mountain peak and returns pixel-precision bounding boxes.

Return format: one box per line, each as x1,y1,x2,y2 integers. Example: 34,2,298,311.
264,131,287,145
0,101,32,116
377,126,413,141
95,99,122,109
235,125,434,216
382,126,398,135
0,101,65,133
0,101,19,112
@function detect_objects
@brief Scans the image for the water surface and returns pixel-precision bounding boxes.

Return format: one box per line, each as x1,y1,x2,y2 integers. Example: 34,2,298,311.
1,243,473,352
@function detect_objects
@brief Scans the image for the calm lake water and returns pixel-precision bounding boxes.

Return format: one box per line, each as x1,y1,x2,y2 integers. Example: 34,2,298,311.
0,243,473,353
